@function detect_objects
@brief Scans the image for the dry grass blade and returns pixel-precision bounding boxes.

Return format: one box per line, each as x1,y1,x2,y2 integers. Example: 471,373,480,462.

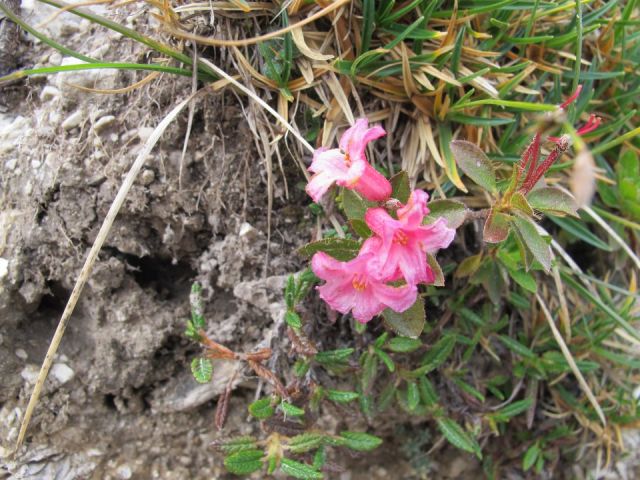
165,0,351,47
536,293,606,426
69,71,161,94
13,92,199,454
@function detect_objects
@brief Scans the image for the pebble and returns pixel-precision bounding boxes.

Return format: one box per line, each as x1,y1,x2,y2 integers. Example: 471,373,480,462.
15,348,28,360
61,110,84,131
51,363,75,384
0,257,8,280
116,464,132,479
140,169,155,186
21,364,39,384
239,222,258,240
93,115,115,133
40,86,60,102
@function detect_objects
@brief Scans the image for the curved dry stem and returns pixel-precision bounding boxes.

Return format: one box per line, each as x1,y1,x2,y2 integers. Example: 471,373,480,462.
14,91,201,454
165,0,351,47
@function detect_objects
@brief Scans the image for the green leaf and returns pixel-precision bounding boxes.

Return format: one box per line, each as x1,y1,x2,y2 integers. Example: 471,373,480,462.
280,458,324,479
407,381,420,411
424,200,467,230
342,188,374,221
390,171,411,203
349,219,372,238
285,275,296,309
418,376,439,406
382,299,425,338
527,188,578,217
492,399,533,422
218,436,258,454
483,209,511,243
455,253,483,278
374,347,395,372
498,335,536,360
361,352,379,392
418,333,456,375
427,254,446,287
285,311,302,329
297,238,361,261
548,216,612,252
387,337,422,353
288,433,326,453
248,398,275,420
439,123,468,192
436,418,482,459
190,357,213,384
315,348,355,365
511,216,552,272
313,446,326,470
506,268,538,294
523,442,540,471
326,389,360,403
450,140,497,194
338,431,383,451
280,401,305,417
510,192,533,216
190,282,206,329
224,450,264,475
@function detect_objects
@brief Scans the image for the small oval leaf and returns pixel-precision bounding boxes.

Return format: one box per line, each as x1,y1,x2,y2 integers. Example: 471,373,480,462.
297,238,361,261
483,209,511,243
280,458,324,479
390,170,411,203
424,199,467,229
224,449,264,475
511,216,552,272
190,357,213,384
436,417,482,459
527,187,579,217
382,299,426,338
450,140,497,194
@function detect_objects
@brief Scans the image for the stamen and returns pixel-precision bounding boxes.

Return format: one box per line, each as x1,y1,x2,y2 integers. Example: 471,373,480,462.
576,114,601,136
393,230,409,245
351,274,367,292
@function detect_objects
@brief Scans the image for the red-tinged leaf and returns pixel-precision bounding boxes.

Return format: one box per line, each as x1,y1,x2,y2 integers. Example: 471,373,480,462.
510,192,533,216
390,171,411,203
450,140,497,194
427,254,445,287
483,210,511,243
382,299,425,338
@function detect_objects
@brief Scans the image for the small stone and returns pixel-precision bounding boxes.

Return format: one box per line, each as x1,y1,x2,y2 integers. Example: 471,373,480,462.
116,464,132,479
51,363,75,384
140,169,155,186
239,222,259,240
93,115,115,133
31,160,42,169
21,364,39,384
0,258,8,280
62,110,84,131
4,158,17,170
40,86,60,102
15,348,28,360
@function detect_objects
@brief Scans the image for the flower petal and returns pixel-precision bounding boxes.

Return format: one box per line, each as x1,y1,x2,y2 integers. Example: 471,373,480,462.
353,163,392,201
413,217,456,253
373,283,418,314
397,189,430,226
306,171,339,202
351,288,385,323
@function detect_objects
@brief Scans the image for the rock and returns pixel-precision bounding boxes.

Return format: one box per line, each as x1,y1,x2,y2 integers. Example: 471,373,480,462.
51,363,75,385
93,115,115,133
150,362,241,413
238,222,259,240
39,86,60,102
137,127,154,143
140,169,155,185
0,258,8,280
61,110,84,131
233,275,288,322
20,364,39,384
15,348,28,360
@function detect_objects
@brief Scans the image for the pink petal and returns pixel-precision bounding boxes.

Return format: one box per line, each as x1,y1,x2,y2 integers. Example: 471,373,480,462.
308,148,348,175
306,171,339,202
397,189,430,226
339,118,386,161
317,282,357,314
353,163,392,201
373,283,418,314
351,288,385,323
335,157,366,188
311,252,349,281
413,217,456,253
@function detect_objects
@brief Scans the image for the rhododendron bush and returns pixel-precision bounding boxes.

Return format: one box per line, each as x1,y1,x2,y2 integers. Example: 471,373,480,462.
182,89,639,479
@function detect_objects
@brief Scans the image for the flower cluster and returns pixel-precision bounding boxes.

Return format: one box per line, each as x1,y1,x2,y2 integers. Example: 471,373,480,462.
306,119,455,323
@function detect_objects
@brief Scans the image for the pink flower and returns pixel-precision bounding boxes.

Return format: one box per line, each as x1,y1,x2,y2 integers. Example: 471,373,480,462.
311,250,417,323
305,119,392,203
364,190,455,286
